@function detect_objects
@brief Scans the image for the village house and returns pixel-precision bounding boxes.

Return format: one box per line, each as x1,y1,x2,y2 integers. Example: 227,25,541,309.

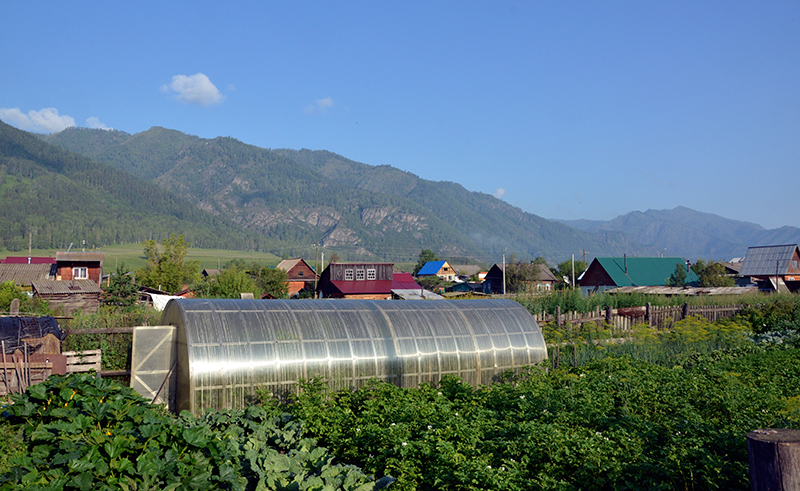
54,251,105,286
739,244,800,293
579,256,699,295
416,260,459,282
275,258,318,296
483,262,559,294
316,262,394,299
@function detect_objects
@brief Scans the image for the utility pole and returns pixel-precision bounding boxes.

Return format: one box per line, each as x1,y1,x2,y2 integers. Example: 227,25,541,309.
502,248,507,295
571,253,575,289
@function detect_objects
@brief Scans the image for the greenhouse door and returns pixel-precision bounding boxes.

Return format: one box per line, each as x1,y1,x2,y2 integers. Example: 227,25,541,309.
130,325,177,408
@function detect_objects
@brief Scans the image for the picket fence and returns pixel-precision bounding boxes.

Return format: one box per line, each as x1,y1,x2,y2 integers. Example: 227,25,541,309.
532,303,747,333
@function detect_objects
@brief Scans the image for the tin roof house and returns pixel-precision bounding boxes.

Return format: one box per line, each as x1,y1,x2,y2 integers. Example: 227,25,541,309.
316,262,394,299
579,256,699,295
739,244,800,293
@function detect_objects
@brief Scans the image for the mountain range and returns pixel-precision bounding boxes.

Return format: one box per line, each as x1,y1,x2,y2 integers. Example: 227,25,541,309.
0,119,796,265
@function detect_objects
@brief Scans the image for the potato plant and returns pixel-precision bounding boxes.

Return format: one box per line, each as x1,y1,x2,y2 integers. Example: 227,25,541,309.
274,343,800,491
0,373,393,491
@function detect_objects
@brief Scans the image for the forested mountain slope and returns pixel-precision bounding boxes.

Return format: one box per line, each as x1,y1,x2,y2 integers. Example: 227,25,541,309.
43,127,658,263
0,121,273,252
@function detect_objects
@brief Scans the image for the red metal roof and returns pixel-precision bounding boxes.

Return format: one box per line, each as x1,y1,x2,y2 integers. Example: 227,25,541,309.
1,256,56,264
329,280,393,295
391,272,422,290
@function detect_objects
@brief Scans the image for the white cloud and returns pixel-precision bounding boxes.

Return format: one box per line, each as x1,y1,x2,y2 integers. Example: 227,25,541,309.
493,188,506,199
0,107,75,133
161,73,225,106
305,97,334,115
86,116,111,130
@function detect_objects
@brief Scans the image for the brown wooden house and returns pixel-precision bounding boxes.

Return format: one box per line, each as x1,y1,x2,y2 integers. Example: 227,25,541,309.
32,279,103,315
316,262,394,299
55,252,105,286
739,244,800,292
275,258,318,296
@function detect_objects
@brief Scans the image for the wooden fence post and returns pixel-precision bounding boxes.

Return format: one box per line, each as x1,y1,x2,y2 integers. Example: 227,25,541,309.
605,306,612,326
556,305,562,327
646,302,652,327
682,303,689,320
747,428,800,490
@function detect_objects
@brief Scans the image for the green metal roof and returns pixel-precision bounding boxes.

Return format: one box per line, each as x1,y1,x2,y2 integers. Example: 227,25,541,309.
594,257,699,287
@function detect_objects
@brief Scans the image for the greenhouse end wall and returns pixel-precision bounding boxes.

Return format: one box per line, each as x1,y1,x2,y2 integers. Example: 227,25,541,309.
158,298,547,414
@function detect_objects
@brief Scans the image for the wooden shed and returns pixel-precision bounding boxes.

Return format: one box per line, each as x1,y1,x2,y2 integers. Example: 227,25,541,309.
32,279,103,314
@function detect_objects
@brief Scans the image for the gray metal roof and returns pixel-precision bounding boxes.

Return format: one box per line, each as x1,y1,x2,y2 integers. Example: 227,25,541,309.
32,280,103,294
739,244,799,276
55,251,105,262
0,263,54,285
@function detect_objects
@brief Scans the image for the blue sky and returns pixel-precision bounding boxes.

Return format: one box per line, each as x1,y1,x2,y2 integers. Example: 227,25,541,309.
2,2,798,229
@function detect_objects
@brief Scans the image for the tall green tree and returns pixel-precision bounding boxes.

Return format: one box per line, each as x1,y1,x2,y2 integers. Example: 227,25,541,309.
136,234,200,293
412,249,438,275
253,266,289,299
695,260,735,287
667,264,688,287
102,262,138,308
208,266,261,298
554,259,588,288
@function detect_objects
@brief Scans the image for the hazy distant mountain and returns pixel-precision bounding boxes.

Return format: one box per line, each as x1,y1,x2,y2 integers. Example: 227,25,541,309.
557,206,800,261
42,127,657,263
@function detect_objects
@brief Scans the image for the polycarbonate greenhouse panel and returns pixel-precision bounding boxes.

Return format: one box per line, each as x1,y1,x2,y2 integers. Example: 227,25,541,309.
159,298,547,415
130,325,177,405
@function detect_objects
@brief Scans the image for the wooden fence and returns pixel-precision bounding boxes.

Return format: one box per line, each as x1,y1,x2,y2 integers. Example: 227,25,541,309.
533,303,747,333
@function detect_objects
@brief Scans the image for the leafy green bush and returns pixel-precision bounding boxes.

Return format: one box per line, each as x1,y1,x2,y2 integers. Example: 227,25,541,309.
0,373,393,491
265,346,800,491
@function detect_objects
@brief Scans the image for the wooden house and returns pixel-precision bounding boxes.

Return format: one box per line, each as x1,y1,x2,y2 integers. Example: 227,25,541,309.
316,262,394,299
483,263,558,294
416,260,458,281
739,244,800,292
579,256,699,295
275,258,318,296
32,279,103,314
55,252,104,286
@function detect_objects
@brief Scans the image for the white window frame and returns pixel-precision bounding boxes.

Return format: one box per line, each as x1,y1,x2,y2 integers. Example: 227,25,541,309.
367,268,376,280
344,269,354,281
356,269,366,281
73,267,88,279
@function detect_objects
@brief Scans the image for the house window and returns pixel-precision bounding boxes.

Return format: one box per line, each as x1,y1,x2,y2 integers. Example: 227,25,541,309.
367,268,376,280
356,269,366,281
344,269,354,281
794,260,799,269
73,267,88,279
298,270,304,277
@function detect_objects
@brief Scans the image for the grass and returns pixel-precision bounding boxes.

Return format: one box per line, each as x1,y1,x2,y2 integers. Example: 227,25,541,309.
0,244,283,275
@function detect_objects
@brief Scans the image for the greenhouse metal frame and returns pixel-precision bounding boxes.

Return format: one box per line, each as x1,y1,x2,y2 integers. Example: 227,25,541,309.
135,298,547,414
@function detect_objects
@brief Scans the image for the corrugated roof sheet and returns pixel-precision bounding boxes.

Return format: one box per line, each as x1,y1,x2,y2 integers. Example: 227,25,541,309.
32,280,103,294
330,280,393,295
392,289,445,300
1,256,55,264
595,257,699,287
275,259,301,271
55,252,105,262
739,244,799,276
607,285,758,296
391,272,423,290
417,261,447,276
0,263,55,285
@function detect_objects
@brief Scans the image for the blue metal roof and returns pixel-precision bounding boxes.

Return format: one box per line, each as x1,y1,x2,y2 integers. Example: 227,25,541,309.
417,260,447,276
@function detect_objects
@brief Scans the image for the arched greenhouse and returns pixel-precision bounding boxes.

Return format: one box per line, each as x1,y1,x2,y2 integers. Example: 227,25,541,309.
131,298,547,415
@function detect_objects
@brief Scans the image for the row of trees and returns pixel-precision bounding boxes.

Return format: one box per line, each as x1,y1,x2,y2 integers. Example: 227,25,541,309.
104,234,289,306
